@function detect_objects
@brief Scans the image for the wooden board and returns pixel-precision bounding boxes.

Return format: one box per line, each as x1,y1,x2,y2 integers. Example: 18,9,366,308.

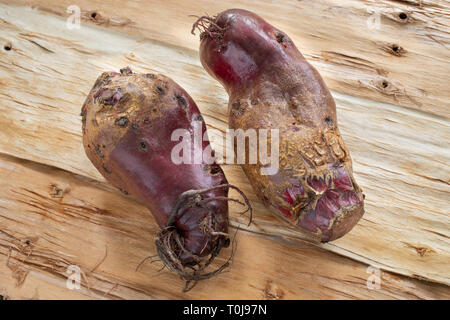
6,0,450,117
0,1,449,299
1,153,449,300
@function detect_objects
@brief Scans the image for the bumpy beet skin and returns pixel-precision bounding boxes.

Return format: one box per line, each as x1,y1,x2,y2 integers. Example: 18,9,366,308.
81,68,233,285
196,9,365,242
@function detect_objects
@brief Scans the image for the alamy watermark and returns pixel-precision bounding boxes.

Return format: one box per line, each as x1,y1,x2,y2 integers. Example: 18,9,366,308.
66,265,81,290
366,266,381,290
66,5,81,30
367,10,381,30
171,127,280,175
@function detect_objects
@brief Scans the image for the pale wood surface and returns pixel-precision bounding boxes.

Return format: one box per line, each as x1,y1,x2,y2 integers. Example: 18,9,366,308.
0,1,449,299
1,154,449,300
7,0,450,117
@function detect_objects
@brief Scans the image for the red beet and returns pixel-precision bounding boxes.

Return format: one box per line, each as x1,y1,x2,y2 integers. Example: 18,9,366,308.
82,67,250,290
194,9,365,242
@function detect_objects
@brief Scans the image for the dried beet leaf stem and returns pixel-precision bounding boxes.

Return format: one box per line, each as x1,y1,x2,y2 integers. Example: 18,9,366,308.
190,14,226,40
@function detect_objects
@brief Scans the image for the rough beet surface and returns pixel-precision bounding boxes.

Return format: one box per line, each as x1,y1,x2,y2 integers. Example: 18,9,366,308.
82,68,250,290
194,9,365,242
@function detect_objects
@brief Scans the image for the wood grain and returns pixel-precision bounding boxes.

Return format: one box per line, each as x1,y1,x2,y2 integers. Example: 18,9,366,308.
4,0,450,117
0,4,448,289
0,153,448,299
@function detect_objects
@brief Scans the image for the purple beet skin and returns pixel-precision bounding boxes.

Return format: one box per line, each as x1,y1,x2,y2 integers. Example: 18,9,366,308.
194,9,364,241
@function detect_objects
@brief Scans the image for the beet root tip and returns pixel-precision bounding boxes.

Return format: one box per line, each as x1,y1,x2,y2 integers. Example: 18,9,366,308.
155,228,231,292
152,183,251,292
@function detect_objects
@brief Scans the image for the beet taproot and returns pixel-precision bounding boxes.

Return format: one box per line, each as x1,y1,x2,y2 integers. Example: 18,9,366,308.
193,9,365,242
81,67,250,290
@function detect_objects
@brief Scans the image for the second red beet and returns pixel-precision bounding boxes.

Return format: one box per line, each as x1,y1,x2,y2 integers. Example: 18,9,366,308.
194,9,365,242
